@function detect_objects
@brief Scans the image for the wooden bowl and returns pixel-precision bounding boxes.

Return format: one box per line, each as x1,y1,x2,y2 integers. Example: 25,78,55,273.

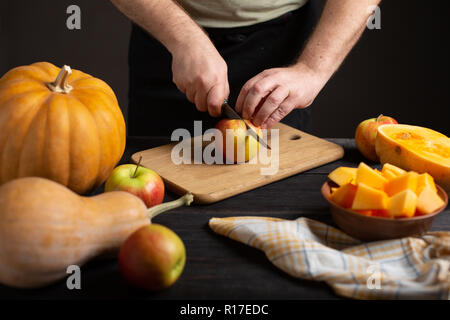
321,181,448,241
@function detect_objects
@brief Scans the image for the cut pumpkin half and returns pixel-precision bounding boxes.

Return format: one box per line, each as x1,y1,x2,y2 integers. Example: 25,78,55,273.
375,124,450,192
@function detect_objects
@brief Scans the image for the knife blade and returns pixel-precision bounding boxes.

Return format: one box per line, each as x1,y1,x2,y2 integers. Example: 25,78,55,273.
221,100,271,150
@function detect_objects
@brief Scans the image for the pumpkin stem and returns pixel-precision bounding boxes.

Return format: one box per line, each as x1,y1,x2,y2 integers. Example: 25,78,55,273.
47,65,73,94
133,156,143,179
147,193,194,220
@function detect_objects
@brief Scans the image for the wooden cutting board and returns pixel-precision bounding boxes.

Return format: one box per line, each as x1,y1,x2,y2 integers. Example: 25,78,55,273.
131,123,344,204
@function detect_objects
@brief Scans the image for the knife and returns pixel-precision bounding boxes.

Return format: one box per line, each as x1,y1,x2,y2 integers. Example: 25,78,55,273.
221,100,271,150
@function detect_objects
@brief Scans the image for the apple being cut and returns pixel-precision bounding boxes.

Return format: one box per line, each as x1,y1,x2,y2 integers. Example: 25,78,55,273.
105,162,164,208
215,119,261,163
118,224,186,291
355,115,397,162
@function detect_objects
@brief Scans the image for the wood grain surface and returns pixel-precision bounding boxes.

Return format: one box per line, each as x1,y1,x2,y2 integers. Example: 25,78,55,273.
131,123,344,204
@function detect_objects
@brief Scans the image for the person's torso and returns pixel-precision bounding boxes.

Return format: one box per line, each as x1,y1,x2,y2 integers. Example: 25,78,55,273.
175,0,308,28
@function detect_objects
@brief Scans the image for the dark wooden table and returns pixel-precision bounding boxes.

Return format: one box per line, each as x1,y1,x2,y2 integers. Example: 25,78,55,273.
1,139,448,300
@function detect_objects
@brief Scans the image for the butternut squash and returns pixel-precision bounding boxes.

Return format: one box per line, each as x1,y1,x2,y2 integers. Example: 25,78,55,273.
0,177,192,288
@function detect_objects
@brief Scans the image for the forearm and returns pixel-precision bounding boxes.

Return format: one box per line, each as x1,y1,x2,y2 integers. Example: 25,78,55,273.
110,0,212,54
297,0,382,78
236,0,383,127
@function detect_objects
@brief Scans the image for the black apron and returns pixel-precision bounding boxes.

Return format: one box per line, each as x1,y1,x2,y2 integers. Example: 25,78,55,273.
128,2,318,137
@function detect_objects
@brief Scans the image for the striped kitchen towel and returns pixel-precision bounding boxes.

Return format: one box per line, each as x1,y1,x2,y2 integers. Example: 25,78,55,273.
209,217,450,300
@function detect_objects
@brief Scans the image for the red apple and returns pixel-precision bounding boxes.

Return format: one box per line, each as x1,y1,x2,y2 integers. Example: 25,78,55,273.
215,119,261,163
105,162,164,208
355,115,397,161
118,224,186,291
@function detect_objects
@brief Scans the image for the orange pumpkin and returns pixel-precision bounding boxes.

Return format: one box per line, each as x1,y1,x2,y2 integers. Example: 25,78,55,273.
0,62,126,194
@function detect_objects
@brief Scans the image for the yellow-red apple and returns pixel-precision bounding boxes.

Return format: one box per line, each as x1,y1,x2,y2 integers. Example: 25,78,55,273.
215,119,261,163
118,224,186,291
355,115,397,161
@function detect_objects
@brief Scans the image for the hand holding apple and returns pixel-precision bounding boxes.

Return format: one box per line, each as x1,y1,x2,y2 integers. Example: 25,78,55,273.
355,115,397,161
105,159,165,208
118,224,186,291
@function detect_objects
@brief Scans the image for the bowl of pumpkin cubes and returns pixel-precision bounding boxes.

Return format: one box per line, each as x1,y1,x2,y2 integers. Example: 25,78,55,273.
321,162,448,241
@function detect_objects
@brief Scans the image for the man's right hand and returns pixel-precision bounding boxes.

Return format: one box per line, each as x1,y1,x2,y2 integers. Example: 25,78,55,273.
110,0,229,117
171,41,229,117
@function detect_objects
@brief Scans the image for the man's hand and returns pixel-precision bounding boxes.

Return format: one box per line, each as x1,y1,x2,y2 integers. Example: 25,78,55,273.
171,42,229,117
235,64,327,129
236,0,382,128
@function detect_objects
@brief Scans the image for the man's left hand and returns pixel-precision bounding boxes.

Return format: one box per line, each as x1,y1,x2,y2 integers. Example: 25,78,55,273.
235,63,328,129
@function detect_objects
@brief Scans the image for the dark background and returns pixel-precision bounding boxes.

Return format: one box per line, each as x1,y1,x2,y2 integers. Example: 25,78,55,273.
0,0,449,137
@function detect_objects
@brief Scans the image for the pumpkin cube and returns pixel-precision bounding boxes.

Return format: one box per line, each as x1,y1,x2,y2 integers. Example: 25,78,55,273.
382,163,406,176
352,183,388,210
385,171,418,196
355,162,388,190
416,173,437,195
330,183,357,208
388,189,417,218
381,169,397,181
416,187,445,214
328,167,357,187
